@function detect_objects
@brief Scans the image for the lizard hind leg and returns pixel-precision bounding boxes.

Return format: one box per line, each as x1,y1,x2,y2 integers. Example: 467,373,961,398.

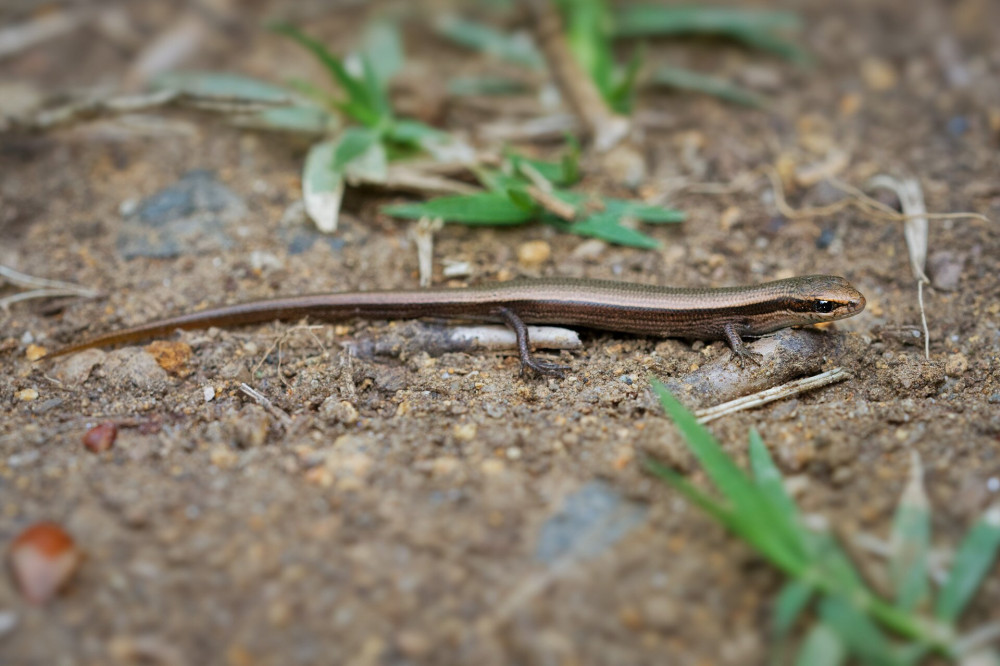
496,307,570,378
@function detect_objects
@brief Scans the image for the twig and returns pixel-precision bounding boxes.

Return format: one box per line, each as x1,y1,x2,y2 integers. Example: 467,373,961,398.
694,367,851,424
238,383,292,428
409,217,442,288
525,0,629,152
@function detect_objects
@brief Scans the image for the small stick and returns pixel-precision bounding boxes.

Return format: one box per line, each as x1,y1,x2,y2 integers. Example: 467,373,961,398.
524,0,630,152
238,383,292,427
694,367,851,424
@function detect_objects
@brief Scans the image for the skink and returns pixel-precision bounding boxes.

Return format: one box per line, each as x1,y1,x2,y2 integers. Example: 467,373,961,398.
46,275,866,376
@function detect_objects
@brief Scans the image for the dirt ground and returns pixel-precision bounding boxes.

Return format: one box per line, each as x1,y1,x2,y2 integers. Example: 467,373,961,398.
2,1,999,664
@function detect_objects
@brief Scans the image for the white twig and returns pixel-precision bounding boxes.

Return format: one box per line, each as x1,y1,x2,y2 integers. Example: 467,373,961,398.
238,383,292,427
409,217,442,288
694,368,851,424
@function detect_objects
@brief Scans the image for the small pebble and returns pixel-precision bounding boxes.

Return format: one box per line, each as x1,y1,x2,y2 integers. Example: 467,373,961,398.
25,344,47,361
860,57,898,91
505,446,522,461
83,422,117,453
15,388,38,402
144,340,192,376
203,386,216,402
516,240,551,268
452,423,477,442
7,522,82,605
945,353,968,377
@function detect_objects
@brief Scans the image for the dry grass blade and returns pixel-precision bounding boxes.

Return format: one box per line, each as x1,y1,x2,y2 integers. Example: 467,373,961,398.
868,175,931,359
694,367,851,424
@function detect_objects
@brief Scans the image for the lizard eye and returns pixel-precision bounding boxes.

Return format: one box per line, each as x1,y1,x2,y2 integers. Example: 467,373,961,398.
814,300,835,314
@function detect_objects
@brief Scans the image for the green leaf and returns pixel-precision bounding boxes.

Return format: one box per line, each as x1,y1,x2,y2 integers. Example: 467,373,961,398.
344,139,388,184
433,14,544,69
602,198,686,223
387,119,447,146
607,43,644,113
383,193,536,225
270,22,380,125
506,188,539,213
360,55,391,120
650,66,767,108
510,154,580,187
302,139,345,233
748,429,795,514
151,71,292,103
559,0,617,106
934,505,1000,623
795,623,846,666
230,105,335,134
447,76,530,97
889,452,931,612
549,213,660,249
332,126,380,170
611,6,809,64
613,6,801,36
360,20,403,85
773,579,813,638
818,596,900,666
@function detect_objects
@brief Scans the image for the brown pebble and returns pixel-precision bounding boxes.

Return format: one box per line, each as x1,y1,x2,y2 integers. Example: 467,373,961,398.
945,353,969,377
25,344,47,361
15,388,38,402
83,421,118,453
144,340,192,376
8,522,82,604
517,240,552,268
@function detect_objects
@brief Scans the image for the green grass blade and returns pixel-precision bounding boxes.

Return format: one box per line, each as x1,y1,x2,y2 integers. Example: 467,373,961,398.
890,452,931,612
602,198,686,223
795,623,846,666
360,19,403,85
332,126,380,170
650,381,808,575
818,596,901,666
748,428,797,519
644,459,736,531
548,213,660,249
558,0,618,109
270,22,379,125
433,14,544,68
383,193,536,225
151,71,293,103
360,56,391,120
934,505,1000,623
613,6,801,37
650,66,766,108
230,106,334,134
773,579,813,638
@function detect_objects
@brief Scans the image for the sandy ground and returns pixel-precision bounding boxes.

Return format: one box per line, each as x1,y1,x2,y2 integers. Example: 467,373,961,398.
1,0,999,664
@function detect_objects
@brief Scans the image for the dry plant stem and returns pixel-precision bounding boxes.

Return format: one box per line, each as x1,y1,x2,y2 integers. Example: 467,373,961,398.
0,9,86,60
1,88,291,133
869,175,932,360
694,367,851,424
410,217,442,288
524,0,629,152
0,265,101,310
238,383,292,427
